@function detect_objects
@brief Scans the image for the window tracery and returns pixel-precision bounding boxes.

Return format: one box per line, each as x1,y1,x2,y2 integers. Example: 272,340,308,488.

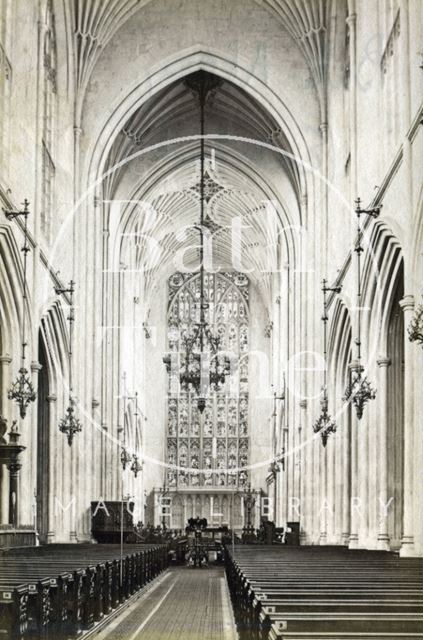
166,272,250,488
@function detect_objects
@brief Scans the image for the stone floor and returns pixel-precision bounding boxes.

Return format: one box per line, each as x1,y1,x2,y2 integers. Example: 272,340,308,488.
96,566,237,640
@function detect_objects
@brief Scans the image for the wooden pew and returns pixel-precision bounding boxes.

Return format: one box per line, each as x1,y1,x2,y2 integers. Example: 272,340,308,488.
0,543,169,639
0,582,29,639
268,614,423,639
225,545,423,640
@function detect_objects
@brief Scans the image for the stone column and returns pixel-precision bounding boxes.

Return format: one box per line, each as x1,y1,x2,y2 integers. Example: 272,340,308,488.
341,405,351,545
0,355,12,412
273,470,278,523
298,400,308,543
348,361,360,548
8,462,21,526
319,442,327,544
398,1,415,555
91,398,100,500
0,464,8,525
399,0,411,130
0,356,12,524
183,495,187,529
46,394,57,543
399,295,415,555
346,12,357,198
376,357,391,550
28,361,42,525
254,490,261,530
153,489,159,527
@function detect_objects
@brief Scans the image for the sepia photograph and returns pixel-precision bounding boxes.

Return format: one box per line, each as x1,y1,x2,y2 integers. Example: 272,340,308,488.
0,0,423,638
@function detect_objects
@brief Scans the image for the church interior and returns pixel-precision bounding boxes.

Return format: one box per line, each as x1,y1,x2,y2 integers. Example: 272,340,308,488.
1,0,423,638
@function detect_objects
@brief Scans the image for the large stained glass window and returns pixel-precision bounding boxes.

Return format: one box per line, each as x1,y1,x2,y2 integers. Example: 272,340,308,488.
166,272,249,488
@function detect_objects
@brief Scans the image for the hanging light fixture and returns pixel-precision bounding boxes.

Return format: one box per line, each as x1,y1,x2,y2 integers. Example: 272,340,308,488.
343,198,380,419
131,453,142,477
314,279,342,446
55,280,82,445
130,392,143,477
120,445,131,470
4,200,37,418
163,71,230,413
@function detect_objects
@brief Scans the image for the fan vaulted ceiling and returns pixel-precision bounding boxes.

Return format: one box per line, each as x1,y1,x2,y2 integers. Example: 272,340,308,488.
103,71,301,305
72,0,333,116
104,73,301,198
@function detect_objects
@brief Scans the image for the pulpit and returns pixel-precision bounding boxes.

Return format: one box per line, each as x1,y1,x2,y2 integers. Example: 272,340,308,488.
0,416,37,547
91,500,135,543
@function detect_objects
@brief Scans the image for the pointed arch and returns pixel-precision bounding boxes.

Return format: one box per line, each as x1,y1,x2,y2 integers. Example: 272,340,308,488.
0,223,35,361
40,300,70,395
328,298,352,392
83,48,314,202
361,221,403,357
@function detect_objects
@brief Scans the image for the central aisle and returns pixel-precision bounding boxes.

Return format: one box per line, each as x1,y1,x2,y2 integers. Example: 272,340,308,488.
97,567,237,640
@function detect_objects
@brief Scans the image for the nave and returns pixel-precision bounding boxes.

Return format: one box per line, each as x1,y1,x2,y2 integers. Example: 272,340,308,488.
94,567,235,640
1,0,423,555
1,540,423,639
1,0,423,637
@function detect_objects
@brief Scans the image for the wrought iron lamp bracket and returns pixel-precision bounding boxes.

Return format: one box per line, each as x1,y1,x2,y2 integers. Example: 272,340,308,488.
355,198,382,220
343,367,376,420
313,279,342,445
56,280,81,444
130,453,143,477
3,199,30,222
346,198,380,419
4,200,37,419
120,446,131,470
313,386,337,447
59,400,82,446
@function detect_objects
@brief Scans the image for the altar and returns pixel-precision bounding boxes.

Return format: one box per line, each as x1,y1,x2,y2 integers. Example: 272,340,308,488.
152,486,262,532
